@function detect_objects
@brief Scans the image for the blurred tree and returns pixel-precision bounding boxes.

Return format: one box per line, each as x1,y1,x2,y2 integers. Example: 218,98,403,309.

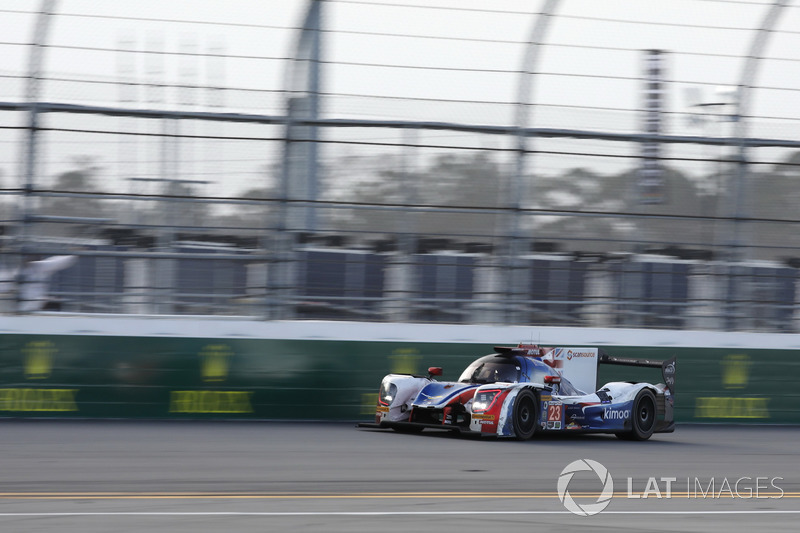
528,167,625,251
327,151,506,239
40,157,110,236
53,158,99,192
161,180,213,229
416,152,505,208
522,164,712,254
752,151,800,218
173,149,798,261
214,163,280,230
745,150,800,257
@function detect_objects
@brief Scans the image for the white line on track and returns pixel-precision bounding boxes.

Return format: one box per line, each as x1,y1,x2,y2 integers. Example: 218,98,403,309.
1,511,800,517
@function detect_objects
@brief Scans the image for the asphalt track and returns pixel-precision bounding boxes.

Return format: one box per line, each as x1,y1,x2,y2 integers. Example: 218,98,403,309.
0,421,798,532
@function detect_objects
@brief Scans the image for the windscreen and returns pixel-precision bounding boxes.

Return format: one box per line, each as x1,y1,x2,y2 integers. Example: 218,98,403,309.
458,355,521,384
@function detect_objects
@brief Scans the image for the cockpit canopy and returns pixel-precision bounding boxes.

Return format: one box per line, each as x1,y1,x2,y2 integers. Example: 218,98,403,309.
458,355,521,384
458,353,585,395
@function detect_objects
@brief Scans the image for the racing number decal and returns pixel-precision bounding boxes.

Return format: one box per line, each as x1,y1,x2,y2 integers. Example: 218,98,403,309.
546,401,563,430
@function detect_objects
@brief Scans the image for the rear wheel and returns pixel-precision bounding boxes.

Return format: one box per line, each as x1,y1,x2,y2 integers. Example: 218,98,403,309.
618,389,657,441
512,389,538,441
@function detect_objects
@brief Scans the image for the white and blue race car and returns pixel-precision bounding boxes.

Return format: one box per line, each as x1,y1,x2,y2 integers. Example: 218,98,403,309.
359,345,675,441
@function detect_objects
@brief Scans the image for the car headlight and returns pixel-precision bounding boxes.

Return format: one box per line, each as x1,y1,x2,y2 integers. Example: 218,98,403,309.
472,389,502,413
379,381,398,406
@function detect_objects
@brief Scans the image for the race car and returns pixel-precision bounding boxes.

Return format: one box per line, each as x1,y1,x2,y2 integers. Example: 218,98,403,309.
358,344,675,440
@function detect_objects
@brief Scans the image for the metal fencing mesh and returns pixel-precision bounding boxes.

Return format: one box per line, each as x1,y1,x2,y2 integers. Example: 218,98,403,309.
1,0,800,332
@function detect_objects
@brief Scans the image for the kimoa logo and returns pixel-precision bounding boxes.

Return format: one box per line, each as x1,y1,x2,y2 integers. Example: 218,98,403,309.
604,408,630,420
557,459,614,516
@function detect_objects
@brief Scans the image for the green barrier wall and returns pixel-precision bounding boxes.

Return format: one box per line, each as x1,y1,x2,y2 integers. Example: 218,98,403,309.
1,330,799,423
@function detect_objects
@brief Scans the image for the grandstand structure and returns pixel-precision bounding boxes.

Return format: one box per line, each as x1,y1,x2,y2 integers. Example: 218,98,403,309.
1,0,799,332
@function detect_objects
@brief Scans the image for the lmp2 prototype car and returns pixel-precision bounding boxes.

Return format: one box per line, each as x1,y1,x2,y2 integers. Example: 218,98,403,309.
359,345,675,441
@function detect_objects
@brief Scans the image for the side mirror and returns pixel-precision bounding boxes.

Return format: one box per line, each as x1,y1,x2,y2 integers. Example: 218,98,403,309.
544,375,561,385
428,367,443,378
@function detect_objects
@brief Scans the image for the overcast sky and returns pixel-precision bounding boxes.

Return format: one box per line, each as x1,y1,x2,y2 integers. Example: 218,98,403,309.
1,0,799,196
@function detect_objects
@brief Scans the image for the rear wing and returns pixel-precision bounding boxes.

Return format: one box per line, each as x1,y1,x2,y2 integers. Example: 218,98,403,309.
599,351,676,395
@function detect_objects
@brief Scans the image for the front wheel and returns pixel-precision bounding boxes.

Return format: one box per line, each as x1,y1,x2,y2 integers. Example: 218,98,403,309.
619,389,657,441
512,389,538,441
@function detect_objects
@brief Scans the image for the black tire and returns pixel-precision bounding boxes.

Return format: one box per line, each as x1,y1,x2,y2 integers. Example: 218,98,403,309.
512,389,538,441
626,388,657,441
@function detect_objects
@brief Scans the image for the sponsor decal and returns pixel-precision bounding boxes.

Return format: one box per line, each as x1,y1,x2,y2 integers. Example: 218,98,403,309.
566,350,595,360
694,397,769,419
663,358,676,392
389,348,421,375
603,408,629,420
23,341,56,380
419,392,443,400
566,418,583,430
169,391,253,414
0,388,78,412
199,344,234,382
471,413,495,421
565,409,585,421
376,405,389,413
721,354,749,390
516,344,540,356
